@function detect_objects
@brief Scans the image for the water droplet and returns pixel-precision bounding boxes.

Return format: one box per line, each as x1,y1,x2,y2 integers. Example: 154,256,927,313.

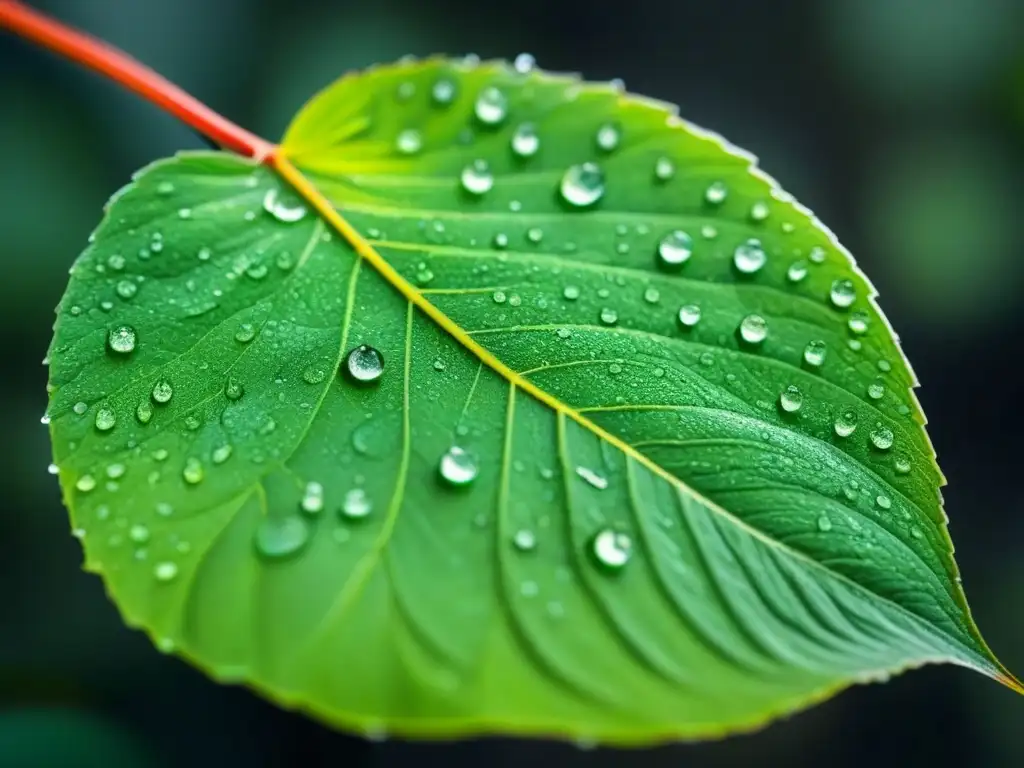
677,304,701,329
136,401,153,424
492,290,507,304
562,285,580,301
224,377,245,401
107,325,137,355
235,323,256,343
870,425,894,451
787,260,808,283
460,159,494,195
76,474,96,492
493,232,509,249
738,314,768,345
343,344,385,385
301,481,324,514
834,409,858,437
254,515,310,559
431,78,456,105
341,488,372,519
439,446,478,486
575,466,608,490
656,230,693,270
595,123,620,152
704,181,727,205
589,528,631,571
599,308,618,326
157,181,175,195
212,444,233,464
829,278,856,309
848,311,870,335
749,201,770,221
867,380,885,400
94,407,116,432
643,287,660,304
262,188,306,223
182,457,204,484
894,453,912,475
302,366,326,385
779,385,803,413
153,561,178,582
803,340,827,368
512,529,536,551
513,52,536,73
151,379,173,404
875,495,892,510
733,239,766,274
526,227,544,243
560,162,605,208
395,128,423,155
395,80,416,101
474,86,508,125
47,463,58,476
511,123,539,157
817,515,833,532
877,359,892,373
129,524,150,544
654,156,675,181
809,246,827,264
73,401,88,416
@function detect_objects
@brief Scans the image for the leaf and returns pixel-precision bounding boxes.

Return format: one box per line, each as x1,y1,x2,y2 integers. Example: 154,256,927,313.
47,57,1018,744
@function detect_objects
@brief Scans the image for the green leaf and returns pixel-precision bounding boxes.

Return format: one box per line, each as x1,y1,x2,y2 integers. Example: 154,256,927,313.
47,57,1018,744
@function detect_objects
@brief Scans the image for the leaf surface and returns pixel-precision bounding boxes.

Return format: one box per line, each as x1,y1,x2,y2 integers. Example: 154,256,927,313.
47,58,1016,743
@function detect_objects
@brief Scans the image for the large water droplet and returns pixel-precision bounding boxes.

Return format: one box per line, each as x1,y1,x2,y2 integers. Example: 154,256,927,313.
589,528,631,572
439,446,478,486
511,123,539,157
869,425,894,451
834,409,858,437
559,162,605,208
107,325,137,355
254,515,310,559
829,278,856,309
461,159,494,195
474,86,508,125
301,481,324,514
738,314,768,345
803,340,827,368
656,230,693,270
779,385,803,413
733,239,766,274
595,123,620,152
262,188,307,223
151,379,173,404
343,345,385,385
678,304,701,329
341,488,372,519
395,129,423,155
94,407,116,432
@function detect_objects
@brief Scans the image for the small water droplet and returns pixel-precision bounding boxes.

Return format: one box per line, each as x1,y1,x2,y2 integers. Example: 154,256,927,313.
779,385,803,413
749,201,770,221
738,314,768,345
493,232,509,249
560,162,605,208
656,230,693,270
511,123,540,157
643,287,660,304
301,481,324,514
817,515,833,532
599,308,618,326
47,463,59,476
787,260,808,283
254,515,310,559
153,561,178,582
340,488,372,519
474,86,508,125
439,446,478,486
867,380,885,400
107,325,137,355
431,77,456,105
875,494,892,510
809,246,827,264
595,123,620,152
343,345,385,385
589,528,631,571
803,340,827,368
224,377,245,401
513,52,536,73
73,401,88,416
235,323,256,343
151,379,173,404
829,278,856,309
461,159,494,195
870,425,894,451
512,529,537,551
526,227,544,243
562,285,580,301
575,466,608,490
894,453,912,475
492,290,507,304
76,474,96,492
182,457,204,484
302,366,326,384
848,311,870,335
212,444,233,464
262,188,306,223
395,128,423,155
834,409,858,437
94,407,116,432
704,181,727,205
654,156,675,181
136,401,153,424
677,304,701,329
129,524,150,544
733,239,766,274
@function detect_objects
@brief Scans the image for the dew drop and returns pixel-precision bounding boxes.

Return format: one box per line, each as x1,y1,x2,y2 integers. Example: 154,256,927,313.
803,340,827,368
704,181,727,205
575,466,608,490
778,385,803,413
677,304,701,329
73,401,88,416
302,366,326,385
224,377,245,401
460,159,494,195
589,528,631,571
512,529,537,552
151,379,174,404
733,239,766,274
513,52,536,73
749,201,770,221
559,162,605,208
526,227,544,243
395,128,423,155
493,232,509,249
869,425,894,451
829,278,856,309
129,524,150,544
848,311,870,335
599,308,618,326
738,314,768,345
301,481,324,514
643,287,660,304
654,156,675,181
474,86,508,125
116,280,137,299
431,78,456,105
562,285,580,301
809,246,827,264
254,515,310,559
787,260,808,283
867,380,885,400
655,230,693,270
343,345,385,385
76,474,96,493
234,323,256,343
153,561,178,583
595,123,620,152
136,401,153,424
107,325,137,355
492,290,507,304
212,444,233,464
340,488,372,519
182,457,204,485
834,409,858,437
94,407,116,432
439,446,478,486
511,123,539,157
875,494,892,511
894,453,912,475
262,188,307,223
817,515,833,532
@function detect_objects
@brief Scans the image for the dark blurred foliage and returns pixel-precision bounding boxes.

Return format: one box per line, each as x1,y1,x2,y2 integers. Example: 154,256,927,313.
2,0,1024,766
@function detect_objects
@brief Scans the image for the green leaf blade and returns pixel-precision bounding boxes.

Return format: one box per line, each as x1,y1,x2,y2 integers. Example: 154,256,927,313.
47,57,1017,745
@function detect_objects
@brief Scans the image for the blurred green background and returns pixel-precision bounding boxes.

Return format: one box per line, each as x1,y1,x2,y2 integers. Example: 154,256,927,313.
2,0,1024,765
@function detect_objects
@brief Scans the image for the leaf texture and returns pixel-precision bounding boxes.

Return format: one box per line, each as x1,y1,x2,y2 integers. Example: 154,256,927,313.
47,58,1016,744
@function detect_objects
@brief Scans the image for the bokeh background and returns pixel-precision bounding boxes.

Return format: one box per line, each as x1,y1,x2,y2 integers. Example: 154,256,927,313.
2,0,1024,765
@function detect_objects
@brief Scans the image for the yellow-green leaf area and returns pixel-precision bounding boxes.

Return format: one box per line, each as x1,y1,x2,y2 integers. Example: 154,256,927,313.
47,57,1017,745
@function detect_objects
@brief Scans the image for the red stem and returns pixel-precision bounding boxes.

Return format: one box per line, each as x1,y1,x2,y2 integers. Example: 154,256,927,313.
0,0,276,161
